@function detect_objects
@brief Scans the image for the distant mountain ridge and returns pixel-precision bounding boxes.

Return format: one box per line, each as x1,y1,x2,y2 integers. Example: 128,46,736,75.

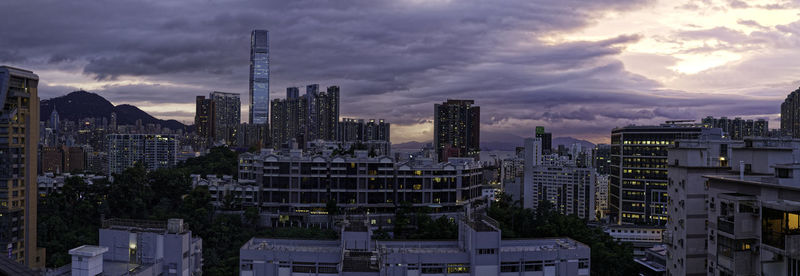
40,90,187,130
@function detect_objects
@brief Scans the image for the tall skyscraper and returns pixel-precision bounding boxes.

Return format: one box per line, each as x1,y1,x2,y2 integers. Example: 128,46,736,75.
0,66,46,268
48,106,59,133
210,91,241,144
781,87,800,137
433,99,480,162
249,30,270,125
609,121,716,225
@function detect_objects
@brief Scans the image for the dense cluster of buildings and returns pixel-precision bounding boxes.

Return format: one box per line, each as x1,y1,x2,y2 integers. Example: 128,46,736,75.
14,20,800,276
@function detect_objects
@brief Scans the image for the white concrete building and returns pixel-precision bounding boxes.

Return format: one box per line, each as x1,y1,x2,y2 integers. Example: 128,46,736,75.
666,137,735,276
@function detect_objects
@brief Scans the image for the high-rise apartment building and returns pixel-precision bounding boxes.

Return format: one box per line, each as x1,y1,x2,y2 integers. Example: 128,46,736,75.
610,121,714,225
0,66,46,268
434,99,480,162
194,95,213,139
516,137,542,209
338,118,365,142
270,85,339,148
107,134,178,175
210,91,241,144
782,87,800,138
249,30,269,125
338,118,391,144
365,119,390,143
702,116,769,139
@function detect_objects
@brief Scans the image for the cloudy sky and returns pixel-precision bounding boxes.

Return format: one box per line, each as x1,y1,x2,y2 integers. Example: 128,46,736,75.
2,0,799,144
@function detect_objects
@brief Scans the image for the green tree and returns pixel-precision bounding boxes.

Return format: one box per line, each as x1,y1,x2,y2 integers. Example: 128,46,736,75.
488,199,637,276
108,163,152,219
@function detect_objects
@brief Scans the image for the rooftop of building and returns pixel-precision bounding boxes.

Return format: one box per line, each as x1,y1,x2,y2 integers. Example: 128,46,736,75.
634,245,667,272
0,255,40,276
242,238,341,253
242,149,482,169
612,121,706,132
69,245,108,257
103,260,154,276
102,218,190,234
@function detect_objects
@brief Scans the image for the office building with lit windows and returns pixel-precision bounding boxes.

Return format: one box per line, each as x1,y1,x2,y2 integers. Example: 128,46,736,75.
107,134,178,175
0,66,46,268
609,121,714,225
239,215,590,276
249,30,270,125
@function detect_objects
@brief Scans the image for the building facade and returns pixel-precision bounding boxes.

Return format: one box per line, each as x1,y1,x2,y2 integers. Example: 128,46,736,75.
609,122,715,225
782,87,800,138
593,144,611,175
595,174,609,219
0,66,46,268
107,134,178,175
61,218,202,276
665,137,735,276
529,165,595,220
271,85,340,148
240,215,590,276
249,29,270,125
338,118,390,144
701,116,769,140
210,91,241,144
434,99,480,162
237,150,483,226
194,95,213,140
536,126,553,155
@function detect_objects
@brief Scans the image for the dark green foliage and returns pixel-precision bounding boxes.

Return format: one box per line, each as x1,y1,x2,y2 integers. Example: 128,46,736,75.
487,196,637,276
391,203,458,240
178,146,239,178
38,176,109,267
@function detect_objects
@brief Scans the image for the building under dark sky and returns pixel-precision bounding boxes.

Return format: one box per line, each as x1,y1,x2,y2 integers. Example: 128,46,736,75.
249,29,269,125
0,66,46,268
781,87,800,138
434,99,480,162
609,122,711,226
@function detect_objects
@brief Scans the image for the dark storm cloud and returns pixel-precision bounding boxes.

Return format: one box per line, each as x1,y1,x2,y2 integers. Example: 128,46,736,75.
0,0,782,143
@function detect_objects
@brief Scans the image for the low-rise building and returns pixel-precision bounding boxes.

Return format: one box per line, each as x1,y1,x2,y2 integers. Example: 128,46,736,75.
604,224,664,257
238,149,484,227
57,218,203,276
239,214,590,276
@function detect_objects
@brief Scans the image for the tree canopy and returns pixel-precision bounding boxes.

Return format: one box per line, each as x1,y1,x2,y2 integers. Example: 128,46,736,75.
487,196,637,276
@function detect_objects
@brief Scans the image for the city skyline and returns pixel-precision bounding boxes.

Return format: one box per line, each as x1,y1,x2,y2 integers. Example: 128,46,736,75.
2,1,798,144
